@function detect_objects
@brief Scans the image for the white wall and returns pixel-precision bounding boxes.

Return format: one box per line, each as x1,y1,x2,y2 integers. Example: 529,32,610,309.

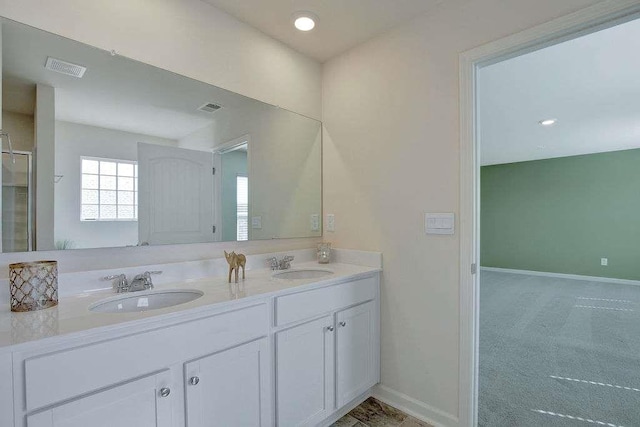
0,0,322,274
322,0,604,424
54,121,177,249
2,111,33,152
0,0,321,121
180,105,322,241
35,84,55,250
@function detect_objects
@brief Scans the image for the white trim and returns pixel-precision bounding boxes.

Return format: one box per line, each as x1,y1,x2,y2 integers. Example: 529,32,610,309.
480,267,640,286
212,134,251,242
372,384,458,427
213,134,250,154
459,1,640,426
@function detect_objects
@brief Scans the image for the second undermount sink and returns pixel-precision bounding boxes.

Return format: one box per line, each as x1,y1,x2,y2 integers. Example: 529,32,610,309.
273,269,334,280
89,289,204,313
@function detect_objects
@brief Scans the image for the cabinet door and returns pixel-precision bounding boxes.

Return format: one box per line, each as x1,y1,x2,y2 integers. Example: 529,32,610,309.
27,370,173,427
276,316,335,427
336,301,376,407
185,338,270,427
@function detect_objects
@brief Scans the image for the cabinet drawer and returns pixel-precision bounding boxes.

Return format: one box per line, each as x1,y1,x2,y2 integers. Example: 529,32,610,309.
23,303,267,411
275,276,376,326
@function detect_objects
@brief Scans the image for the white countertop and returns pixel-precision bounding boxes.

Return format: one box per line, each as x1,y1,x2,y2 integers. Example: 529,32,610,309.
0,261,380,350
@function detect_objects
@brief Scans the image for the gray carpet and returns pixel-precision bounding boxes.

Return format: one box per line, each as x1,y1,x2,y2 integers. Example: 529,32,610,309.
479,270,640,427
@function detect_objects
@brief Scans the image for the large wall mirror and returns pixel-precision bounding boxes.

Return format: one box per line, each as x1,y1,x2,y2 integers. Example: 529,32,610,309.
0,18,322,252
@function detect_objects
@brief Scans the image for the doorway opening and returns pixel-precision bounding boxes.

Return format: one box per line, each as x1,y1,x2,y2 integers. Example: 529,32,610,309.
460,2,640,426
214,135,249,242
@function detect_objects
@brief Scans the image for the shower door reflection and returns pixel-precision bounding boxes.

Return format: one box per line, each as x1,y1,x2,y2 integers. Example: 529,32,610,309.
2,151,32,252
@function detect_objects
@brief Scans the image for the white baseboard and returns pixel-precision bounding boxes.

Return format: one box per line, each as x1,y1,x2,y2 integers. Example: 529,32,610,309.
372,384,458,427
481,267,640,286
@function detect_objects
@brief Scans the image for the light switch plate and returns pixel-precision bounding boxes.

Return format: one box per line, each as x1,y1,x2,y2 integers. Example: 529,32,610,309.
310,214,320,232
425,213,455,235
326,214,335,232
251,216,262,229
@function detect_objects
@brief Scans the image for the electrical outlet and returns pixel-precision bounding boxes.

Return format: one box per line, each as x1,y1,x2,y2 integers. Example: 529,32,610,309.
601,258,608,266
326,214,335,232
251,216,262,229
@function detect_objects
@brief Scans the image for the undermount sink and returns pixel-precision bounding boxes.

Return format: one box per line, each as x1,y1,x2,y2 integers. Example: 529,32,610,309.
89,289,204,313
272,269,334,280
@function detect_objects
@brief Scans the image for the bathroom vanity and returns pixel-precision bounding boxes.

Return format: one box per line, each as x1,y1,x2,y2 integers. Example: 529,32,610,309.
0,254,381,427
0,14,374,427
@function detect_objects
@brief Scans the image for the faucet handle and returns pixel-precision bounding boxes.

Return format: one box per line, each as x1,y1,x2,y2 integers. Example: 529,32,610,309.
131,271,162,290
134,270,162,279
103,274,128,293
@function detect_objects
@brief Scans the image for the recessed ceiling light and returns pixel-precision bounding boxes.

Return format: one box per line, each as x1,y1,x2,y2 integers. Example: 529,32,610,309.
293,12,317,31
538,118,557,126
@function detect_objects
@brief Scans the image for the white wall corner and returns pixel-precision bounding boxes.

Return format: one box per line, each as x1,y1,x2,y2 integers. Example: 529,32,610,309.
372,384,459,427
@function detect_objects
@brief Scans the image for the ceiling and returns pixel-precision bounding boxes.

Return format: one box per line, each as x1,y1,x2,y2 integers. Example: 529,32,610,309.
480,17,640,166
201,0,444,62
1,19,268,141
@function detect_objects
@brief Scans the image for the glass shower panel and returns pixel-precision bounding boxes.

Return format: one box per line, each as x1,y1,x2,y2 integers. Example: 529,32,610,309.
2,152,31,252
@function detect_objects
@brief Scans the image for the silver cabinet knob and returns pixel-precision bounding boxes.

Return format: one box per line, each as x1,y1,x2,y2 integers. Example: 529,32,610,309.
189,376,200,386
339,321,346,327
326,326,334,332
159,387,171,398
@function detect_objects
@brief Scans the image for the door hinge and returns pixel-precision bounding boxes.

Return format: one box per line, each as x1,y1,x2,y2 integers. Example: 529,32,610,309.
212,167,216,175
212,225,216,233
471,263,477,275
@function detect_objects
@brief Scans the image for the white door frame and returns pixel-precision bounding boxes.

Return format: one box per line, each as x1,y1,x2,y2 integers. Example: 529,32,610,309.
213,134,251,242
458,1,640,425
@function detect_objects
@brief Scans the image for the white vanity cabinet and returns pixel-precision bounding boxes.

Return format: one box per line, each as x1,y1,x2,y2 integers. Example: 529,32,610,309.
1,351,14,427
7,270,380,427
335,301,377,407
184,338,271,427
276,316,336,426
274,275,380,426
12,303,270,427
26,370,174,427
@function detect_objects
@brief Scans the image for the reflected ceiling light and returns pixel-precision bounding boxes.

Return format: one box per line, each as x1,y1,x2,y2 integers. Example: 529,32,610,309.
293,12,317,31
538,118,557,126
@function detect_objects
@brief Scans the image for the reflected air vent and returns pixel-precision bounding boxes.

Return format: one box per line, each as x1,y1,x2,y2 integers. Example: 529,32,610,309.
198,102,222,113
45,57,87,78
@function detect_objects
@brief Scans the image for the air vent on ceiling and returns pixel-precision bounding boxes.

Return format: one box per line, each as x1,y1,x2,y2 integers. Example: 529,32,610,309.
45,57,87,78
198,102,222,113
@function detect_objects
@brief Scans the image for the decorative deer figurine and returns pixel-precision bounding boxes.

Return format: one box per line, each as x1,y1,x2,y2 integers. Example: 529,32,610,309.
224,251,246,283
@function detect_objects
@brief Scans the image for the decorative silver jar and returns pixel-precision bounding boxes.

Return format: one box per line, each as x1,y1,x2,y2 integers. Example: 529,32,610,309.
9,261,58,312
317,243,332,264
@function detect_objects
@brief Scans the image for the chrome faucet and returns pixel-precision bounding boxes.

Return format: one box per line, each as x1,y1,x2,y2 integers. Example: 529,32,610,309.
102,271,162,293
104,274,129,293
129,271,162,292
268,255,295,270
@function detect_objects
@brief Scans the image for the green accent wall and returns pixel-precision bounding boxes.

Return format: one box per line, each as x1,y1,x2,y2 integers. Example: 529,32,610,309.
481,149,640,280
221,150,247,242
